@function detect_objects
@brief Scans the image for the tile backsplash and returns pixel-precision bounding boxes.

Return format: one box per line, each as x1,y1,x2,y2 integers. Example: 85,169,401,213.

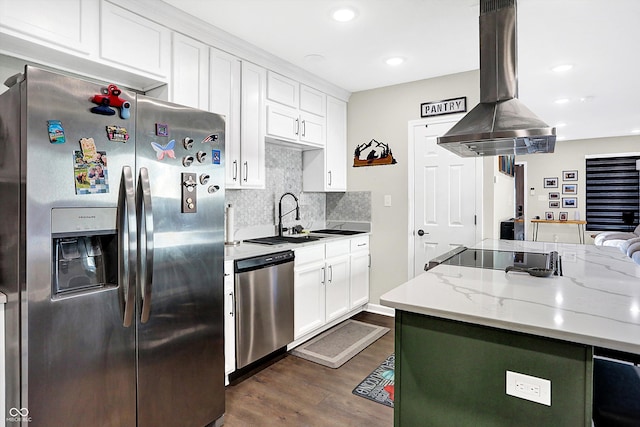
226,143,370,240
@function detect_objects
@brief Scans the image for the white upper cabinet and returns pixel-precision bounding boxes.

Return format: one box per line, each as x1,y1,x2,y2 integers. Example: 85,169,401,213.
265,71,326,147
99,1,170,80
209,48,242,188
303,96,347,191
0,0,98,56
239,61,266,188
171,33,209,110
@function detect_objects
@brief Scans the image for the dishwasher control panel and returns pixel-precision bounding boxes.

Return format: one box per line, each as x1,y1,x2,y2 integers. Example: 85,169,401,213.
234,250,295,273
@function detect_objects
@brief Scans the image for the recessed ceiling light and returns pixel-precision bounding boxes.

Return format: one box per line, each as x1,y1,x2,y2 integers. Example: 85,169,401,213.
555,122,567,128
304,54,326,63
580,96,594,102
332,7,356,22
552,64,573,73
385,57,405,66
631,129,640,134
555,98,570,104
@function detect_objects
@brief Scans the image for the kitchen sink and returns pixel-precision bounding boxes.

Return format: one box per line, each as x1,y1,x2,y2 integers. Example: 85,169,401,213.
244,235,325,245
311,229,365,235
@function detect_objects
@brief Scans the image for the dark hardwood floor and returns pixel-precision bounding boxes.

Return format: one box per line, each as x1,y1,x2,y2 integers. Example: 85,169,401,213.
224,312,395,426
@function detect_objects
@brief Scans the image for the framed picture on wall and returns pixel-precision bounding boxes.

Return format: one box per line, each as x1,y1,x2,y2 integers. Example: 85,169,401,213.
563,170,578,181
545,211,554,220
562,184,577,194
544,177,558,188
559,212,569,221
549,201,560,208
498,155,515,177
549,192,560,200
562,197,578,208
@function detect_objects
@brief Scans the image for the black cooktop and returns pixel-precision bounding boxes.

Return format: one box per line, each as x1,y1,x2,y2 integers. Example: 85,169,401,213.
440,249,553,271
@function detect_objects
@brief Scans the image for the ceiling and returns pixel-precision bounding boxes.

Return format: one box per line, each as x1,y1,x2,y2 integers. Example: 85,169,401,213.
162,0,640,143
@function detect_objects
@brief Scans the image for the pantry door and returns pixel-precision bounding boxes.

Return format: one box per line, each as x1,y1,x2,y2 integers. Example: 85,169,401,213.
409,117,481,278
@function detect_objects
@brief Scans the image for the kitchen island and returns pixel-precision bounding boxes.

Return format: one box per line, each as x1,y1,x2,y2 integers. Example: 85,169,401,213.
381,239,640,426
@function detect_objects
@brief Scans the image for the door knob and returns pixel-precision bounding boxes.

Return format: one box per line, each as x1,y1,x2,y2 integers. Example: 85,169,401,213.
417,229,427,236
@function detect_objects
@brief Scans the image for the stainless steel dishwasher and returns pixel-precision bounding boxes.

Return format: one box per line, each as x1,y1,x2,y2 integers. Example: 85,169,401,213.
234,250,295,369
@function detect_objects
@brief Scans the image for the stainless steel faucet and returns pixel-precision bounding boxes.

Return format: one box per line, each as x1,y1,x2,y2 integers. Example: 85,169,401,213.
278,192,300,236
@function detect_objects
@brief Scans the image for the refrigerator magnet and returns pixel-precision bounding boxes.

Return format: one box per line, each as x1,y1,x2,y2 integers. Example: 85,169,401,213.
106,125,129,142
151,140,176,160
156,123,169,137
47,120,66,144
212,150,221,165
201,134,219,144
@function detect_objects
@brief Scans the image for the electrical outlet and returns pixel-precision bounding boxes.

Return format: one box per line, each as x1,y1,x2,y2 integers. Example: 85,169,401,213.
506,371,551,406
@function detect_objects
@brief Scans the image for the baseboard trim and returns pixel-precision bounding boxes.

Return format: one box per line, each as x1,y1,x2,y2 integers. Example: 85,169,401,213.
365,303,395,317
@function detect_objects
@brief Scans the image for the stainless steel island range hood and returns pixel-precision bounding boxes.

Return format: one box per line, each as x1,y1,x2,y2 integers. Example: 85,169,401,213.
438,0,556,157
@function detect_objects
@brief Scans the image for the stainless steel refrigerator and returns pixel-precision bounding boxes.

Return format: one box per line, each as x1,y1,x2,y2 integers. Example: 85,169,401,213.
0,66,225,427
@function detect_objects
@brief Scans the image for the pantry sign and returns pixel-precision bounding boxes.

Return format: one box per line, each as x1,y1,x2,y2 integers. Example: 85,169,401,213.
420,96,467,118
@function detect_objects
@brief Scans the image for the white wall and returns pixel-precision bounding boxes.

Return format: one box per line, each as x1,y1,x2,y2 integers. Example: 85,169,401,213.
347,70,481,304
517,135,640,243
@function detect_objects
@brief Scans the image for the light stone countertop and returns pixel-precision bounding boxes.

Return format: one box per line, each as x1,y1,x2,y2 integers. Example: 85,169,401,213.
381,239,640,355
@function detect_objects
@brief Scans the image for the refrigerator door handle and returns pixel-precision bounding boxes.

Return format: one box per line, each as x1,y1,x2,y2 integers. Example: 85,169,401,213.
137,167,154,323
118,166,137,327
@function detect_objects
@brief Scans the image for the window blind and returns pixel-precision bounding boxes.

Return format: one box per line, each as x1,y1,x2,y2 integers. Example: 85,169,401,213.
585,155,640,231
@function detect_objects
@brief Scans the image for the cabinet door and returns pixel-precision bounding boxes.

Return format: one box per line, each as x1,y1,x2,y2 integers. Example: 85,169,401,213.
294,262,325,339
266,102,299,142
210,48,241,188
266,71,298,107
0,0,98,55
325,97,347,190
240,61,266,188
350,251,370,308
100,1,170,79
300,84,326,116
299,112,325,147
325,255,350,322
223,262,235,375
171,33,209,110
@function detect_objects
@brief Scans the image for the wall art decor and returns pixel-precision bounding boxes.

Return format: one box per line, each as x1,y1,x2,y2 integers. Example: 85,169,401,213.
563,170,578,181
549,201,560,208
544,177,558,188
498,155,515,177
549,192,560,200
353,139,397,167
562,197,578,208
545,211,554,220
562,184,577,194
559,212,569,221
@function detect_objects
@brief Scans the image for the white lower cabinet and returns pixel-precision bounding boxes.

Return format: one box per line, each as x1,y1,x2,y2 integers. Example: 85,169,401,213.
350,236,370,308
293,237,369,340
223,260,235,377
293,245,326,338
324,241,350,322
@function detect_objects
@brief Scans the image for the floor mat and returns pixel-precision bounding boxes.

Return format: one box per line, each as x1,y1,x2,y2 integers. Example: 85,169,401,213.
352,353,395,408
290,320,389,368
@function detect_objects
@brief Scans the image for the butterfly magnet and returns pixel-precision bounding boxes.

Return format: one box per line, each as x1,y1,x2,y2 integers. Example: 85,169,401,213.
151,139,176,160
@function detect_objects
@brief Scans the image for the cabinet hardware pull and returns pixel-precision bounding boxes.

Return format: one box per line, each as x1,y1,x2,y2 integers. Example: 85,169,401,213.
233,160,238,181
243,161,248,182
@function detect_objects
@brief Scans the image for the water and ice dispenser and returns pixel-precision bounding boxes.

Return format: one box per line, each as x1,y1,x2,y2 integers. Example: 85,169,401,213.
51,207,117,297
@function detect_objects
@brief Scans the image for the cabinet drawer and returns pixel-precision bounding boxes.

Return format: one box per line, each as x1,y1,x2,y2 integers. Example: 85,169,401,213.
351,236,369,252
294,244,325,266
325,240,350,258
